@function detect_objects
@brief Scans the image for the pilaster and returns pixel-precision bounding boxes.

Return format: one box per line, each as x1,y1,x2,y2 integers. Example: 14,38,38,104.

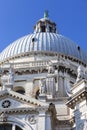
38,110,46,130
12,124,16,130
45,113,52,130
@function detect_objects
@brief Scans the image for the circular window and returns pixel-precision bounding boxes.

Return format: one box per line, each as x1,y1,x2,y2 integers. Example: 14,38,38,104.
2,100,11,108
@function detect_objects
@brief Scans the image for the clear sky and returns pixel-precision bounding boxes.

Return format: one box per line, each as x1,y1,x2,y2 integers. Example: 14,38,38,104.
0,0,87,53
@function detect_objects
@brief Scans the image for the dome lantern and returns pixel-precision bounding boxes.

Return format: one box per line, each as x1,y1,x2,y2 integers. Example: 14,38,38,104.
34,12,57,33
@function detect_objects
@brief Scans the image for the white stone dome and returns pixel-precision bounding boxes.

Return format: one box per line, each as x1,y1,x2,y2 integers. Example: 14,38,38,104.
0,14,87,63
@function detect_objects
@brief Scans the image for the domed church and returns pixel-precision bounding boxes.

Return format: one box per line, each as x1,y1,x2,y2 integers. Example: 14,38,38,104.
0,12,87,130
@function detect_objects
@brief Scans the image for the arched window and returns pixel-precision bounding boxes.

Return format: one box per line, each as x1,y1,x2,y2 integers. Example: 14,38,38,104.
14,87,25,95
41,25,46,32
0,124,22,130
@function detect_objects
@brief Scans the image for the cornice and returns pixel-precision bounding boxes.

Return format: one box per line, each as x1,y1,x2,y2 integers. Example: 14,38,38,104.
0,90,48,107
56,117,75,127
0,106,48,115
66,87,87,109
72,79,87,91
0,51,86,66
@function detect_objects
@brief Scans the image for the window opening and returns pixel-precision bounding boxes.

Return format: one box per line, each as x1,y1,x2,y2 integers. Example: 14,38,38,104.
41,26,46,32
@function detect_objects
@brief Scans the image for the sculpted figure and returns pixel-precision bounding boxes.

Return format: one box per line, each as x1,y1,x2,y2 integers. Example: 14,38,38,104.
8,66,14,84
48,62,54,74
1,65,14,90
76,65,85,82
64,73,72,97
40,79,46,94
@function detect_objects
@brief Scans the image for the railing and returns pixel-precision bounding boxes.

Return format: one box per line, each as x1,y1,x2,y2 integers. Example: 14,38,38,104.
13,61,49,69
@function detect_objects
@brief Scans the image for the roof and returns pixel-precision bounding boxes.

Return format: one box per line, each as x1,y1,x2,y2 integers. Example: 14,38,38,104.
0,32,87,63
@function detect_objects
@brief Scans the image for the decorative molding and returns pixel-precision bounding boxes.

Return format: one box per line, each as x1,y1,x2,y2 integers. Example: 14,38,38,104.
0,51,86,66
2,100,11,108
28,114,37,124
66,87,87,109
0,90,48,108
0,106,48,115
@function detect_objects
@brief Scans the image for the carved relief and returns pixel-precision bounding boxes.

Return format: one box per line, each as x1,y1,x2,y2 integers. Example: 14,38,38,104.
28,115,37,124
2,100,11,108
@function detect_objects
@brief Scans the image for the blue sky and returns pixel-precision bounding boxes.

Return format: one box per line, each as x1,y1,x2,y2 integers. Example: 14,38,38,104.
0,0,87,53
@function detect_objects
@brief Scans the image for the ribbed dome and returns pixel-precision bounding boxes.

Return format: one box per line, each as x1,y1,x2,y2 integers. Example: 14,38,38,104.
0,12,87,63
0,32,87,63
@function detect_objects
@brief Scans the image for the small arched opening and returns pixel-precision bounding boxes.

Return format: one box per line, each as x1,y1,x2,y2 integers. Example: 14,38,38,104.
13,86,25,95
35,89,40,99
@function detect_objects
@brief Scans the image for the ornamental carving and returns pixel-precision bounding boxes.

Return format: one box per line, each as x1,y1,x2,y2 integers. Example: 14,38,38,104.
28,115,37,124
2,100,11,108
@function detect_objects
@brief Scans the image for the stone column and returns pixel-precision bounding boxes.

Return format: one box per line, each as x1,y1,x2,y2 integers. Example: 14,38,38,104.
38,110,46,130
45,113,52,130
12,124,16,130
58,71,64,97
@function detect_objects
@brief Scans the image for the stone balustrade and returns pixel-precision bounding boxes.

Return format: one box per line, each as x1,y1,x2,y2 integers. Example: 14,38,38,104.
13,61,49,69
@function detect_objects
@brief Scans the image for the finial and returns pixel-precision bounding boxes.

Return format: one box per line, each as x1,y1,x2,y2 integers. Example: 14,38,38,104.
44,10,49,18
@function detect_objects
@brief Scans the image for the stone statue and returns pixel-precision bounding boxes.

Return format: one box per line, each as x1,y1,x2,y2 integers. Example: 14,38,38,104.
39,79,46,94
8,65,14,84
48,62,54,74
64,73,72,97
76,65,85,82
1,64,14,90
